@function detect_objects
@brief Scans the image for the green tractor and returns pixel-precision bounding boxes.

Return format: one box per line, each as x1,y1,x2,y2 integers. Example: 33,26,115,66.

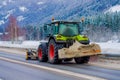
26,20,101,64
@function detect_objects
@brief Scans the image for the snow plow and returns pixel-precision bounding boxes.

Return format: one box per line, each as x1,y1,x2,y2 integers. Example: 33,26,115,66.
26,20,101,64
58,41,101,59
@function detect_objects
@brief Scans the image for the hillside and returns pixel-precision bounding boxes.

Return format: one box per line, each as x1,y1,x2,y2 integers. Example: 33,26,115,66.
0,0,120,32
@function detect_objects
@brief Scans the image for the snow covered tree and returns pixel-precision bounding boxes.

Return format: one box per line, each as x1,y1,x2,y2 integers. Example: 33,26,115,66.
5,15,24,43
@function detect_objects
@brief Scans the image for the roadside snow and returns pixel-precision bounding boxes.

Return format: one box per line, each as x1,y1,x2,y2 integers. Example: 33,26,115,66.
0,41,120,55
97,42,120,54
0,41,40,49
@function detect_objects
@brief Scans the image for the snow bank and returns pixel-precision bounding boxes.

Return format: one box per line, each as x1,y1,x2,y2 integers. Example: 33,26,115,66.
97,42,120,55
0,41,120,55
0,41,40,49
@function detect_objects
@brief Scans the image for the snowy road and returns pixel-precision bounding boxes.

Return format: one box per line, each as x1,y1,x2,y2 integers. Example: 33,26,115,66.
0,51,120,80
0,58,83,80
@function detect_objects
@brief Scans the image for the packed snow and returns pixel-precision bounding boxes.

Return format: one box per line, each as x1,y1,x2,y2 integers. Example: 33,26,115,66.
0,41,120,55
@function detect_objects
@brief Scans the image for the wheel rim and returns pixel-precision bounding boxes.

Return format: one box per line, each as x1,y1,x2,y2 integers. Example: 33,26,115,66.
49,44,54,60
38,49,42,59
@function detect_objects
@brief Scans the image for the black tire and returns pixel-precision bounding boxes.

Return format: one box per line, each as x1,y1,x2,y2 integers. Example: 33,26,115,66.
74,56,90,64
48,39,62,64
38,44,48,62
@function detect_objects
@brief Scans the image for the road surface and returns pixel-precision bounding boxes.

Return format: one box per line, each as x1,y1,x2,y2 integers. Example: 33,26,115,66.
0,52,120,80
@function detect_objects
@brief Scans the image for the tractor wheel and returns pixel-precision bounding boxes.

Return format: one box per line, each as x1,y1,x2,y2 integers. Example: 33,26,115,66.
48,39,62,64
38,44,48,62
74,56,90,64
26,52,31,60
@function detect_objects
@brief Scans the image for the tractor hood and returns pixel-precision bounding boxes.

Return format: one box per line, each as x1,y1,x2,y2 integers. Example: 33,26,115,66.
55,34,89,42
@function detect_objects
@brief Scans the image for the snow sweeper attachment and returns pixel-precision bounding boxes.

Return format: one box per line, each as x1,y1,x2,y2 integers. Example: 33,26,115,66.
58,41,101,59
26,49,38,60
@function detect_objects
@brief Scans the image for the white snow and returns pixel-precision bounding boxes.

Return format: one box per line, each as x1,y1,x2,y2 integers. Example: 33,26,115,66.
19,6,28,12
0,41,40,49
97,42,120,54
0,33,3,35
37,2,44,5
0,20,5,25
0,41,120,55
2,1,7,6
7,9,15,14
8,0,14,3
5,13,11,19
105,5,120,13
17,16,25,21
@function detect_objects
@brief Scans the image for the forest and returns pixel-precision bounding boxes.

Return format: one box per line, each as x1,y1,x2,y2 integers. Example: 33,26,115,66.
1,12,120,42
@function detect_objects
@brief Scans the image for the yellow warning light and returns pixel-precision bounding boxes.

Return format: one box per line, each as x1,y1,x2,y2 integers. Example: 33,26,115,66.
52,17,55,21
81,17,85,22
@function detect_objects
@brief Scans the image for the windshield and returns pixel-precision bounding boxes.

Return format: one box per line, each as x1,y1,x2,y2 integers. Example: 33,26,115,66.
59,23,79,36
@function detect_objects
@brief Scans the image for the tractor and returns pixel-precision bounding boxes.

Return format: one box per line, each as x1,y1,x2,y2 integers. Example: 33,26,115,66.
26,20,101,64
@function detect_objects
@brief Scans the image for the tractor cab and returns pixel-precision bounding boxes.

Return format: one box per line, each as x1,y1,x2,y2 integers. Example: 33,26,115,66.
43,20,89,45
43,21,80,37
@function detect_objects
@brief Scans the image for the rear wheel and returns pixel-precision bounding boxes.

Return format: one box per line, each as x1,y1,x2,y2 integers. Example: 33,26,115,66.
48,39,62,64
74,56,90,64
38,44,48,62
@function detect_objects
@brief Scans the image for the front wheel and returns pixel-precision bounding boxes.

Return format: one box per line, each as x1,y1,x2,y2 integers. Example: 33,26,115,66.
74,56,90,64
